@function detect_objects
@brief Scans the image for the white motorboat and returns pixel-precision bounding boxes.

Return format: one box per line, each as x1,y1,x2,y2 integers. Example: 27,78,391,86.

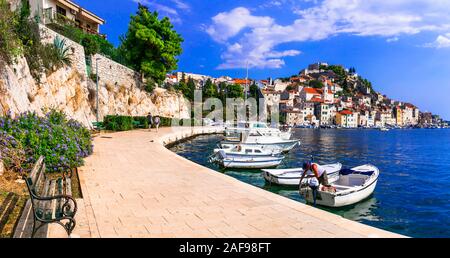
213,145,283,158
299,164,380,208
379,127,390,132
225,121,292,140
262,163,342,186
213,149,284,169
221,131,300,153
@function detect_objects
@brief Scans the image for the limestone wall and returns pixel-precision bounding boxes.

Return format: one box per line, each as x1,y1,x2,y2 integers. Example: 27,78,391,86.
0,25,191,128
39,24,88,78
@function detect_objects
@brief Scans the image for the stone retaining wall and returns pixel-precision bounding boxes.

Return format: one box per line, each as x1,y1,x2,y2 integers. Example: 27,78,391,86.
38,24,88,78
92,53,142,90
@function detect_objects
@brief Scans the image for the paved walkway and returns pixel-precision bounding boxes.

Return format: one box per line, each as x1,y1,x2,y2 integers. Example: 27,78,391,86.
49,127,403,238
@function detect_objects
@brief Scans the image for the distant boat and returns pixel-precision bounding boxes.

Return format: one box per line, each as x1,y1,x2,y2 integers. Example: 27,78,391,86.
262,163,342,186
380,127,390,132
299,164,379,208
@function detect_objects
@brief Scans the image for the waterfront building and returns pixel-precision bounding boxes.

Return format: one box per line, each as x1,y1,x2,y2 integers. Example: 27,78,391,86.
336,110,359,128
314,103,334,126
395,106,404,126
284,109,304,126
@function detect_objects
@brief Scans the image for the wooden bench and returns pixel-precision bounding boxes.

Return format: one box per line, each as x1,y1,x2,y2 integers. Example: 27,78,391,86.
24,156,77,238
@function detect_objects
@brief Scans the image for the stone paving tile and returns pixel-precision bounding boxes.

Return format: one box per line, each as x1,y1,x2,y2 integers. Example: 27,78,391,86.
42,127,404,238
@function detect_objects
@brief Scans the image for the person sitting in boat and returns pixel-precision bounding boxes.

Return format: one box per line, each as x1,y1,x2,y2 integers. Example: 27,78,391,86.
300,161,335,192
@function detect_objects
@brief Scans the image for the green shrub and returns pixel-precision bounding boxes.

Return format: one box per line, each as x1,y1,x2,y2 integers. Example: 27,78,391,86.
0,0,23,65
104,115,134,131
0,110,93,173
81,34,100,56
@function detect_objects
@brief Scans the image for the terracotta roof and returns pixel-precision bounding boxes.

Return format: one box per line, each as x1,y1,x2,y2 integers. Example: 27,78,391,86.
339,110,353,115
303,87,321,95
233,79,251,85
310,97,324,103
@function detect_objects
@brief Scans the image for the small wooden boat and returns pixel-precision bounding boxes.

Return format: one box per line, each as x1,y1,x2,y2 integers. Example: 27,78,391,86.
299,165,379,208
213,150,284,169
262,163,342,186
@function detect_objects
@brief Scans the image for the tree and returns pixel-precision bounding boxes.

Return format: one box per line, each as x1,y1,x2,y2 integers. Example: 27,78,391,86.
0,0,23,64
226,84,244,99
120,4,183,84
186,77,196,101
249,83,259,99
309,80,324,89
202,78,218,99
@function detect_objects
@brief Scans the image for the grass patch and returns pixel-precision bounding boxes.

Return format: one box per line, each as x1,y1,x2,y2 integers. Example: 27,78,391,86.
0,170,27,238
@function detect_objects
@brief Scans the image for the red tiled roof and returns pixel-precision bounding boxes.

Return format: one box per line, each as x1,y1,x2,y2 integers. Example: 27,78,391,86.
310,97,324,103
339,110,353,115
303,87,321,95
233,79,251,85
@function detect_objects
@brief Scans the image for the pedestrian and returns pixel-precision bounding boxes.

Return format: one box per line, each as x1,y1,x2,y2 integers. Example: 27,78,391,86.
153,115,161,133
147,112,153,132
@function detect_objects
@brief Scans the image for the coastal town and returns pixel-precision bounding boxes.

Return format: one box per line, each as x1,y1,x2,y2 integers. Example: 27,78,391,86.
1,0,450,242
164,63,448,129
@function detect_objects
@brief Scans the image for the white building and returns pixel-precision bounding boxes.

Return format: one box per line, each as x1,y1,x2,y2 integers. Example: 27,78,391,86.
30,0,105,34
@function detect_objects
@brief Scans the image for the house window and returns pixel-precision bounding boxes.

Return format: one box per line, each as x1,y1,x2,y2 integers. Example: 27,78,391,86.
56,5,66,17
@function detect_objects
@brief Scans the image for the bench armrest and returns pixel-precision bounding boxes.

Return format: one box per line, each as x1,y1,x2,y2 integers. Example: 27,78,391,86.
32,194,78,216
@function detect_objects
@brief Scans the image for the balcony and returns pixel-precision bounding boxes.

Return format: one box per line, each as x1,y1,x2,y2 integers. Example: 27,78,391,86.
41,8,106,38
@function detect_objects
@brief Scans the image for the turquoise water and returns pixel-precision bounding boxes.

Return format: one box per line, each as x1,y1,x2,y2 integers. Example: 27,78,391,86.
169,129,450,238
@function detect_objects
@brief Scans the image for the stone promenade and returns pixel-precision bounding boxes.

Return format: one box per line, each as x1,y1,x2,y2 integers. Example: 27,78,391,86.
19,127,404,238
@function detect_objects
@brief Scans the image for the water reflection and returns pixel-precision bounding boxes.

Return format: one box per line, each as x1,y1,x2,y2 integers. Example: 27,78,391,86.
169,129,450,237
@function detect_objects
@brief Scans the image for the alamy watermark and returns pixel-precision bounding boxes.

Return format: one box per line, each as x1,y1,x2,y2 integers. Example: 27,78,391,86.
170,90,281,129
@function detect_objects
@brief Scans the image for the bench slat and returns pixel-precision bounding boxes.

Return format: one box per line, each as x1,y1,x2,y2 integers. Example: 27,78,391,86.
66,178,72,197
28,157,44,186
36,180,53,220
33,163,46,196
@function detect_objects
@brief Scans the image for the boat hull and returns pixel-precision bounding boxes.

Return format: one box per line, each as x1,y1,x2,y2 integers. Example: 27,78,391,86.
262,163,342,186
301,180,377,207
219,157,284,169
221,140,299,153
299,165,379,208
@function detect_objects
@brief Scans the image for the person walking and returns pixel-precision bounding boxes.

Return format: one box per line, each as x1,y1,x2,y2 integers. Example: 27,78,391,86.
147,112,153,132
153,115,161,133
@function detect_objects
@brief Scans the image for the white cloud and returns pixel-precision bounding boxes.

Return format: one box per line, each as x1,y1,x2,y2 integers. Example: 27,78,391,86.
424,33,450,48
387,37,399,43
206,1,450,69
206,7,274,43
133,0,191,23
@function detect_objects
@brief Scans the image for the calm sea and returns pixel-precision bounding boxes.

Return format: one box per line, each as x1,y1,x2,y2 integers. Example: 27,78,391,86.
169,129,450,238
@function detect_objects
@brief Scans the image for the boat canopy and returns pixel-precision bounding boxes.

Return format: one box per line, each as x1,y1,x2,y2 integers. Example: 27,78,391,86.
339,169,375,177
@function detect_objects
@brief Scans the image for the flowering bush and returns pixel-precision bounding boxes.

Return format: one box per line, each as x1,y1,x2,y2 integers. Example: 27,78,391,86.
0,110,93,173
0,131,26,174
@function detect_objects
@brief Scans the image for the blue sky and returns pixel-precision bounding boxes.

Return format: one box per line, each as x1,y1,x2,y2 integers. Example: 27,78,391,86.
76,0,450,119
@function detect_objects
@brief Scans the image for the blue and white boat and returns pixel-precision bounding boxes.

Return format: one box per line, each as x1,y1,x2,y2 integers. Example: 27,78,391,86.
262,163,342,186
299,164,380,207
213,149,285,169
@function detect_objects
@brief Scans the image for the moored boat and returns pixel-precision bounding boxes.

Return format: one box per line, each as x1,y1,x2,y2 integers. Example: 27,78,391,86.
299,164,379,207
262,163,342,186
225,121,292,140
213,145,283,158
213,149,285,169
